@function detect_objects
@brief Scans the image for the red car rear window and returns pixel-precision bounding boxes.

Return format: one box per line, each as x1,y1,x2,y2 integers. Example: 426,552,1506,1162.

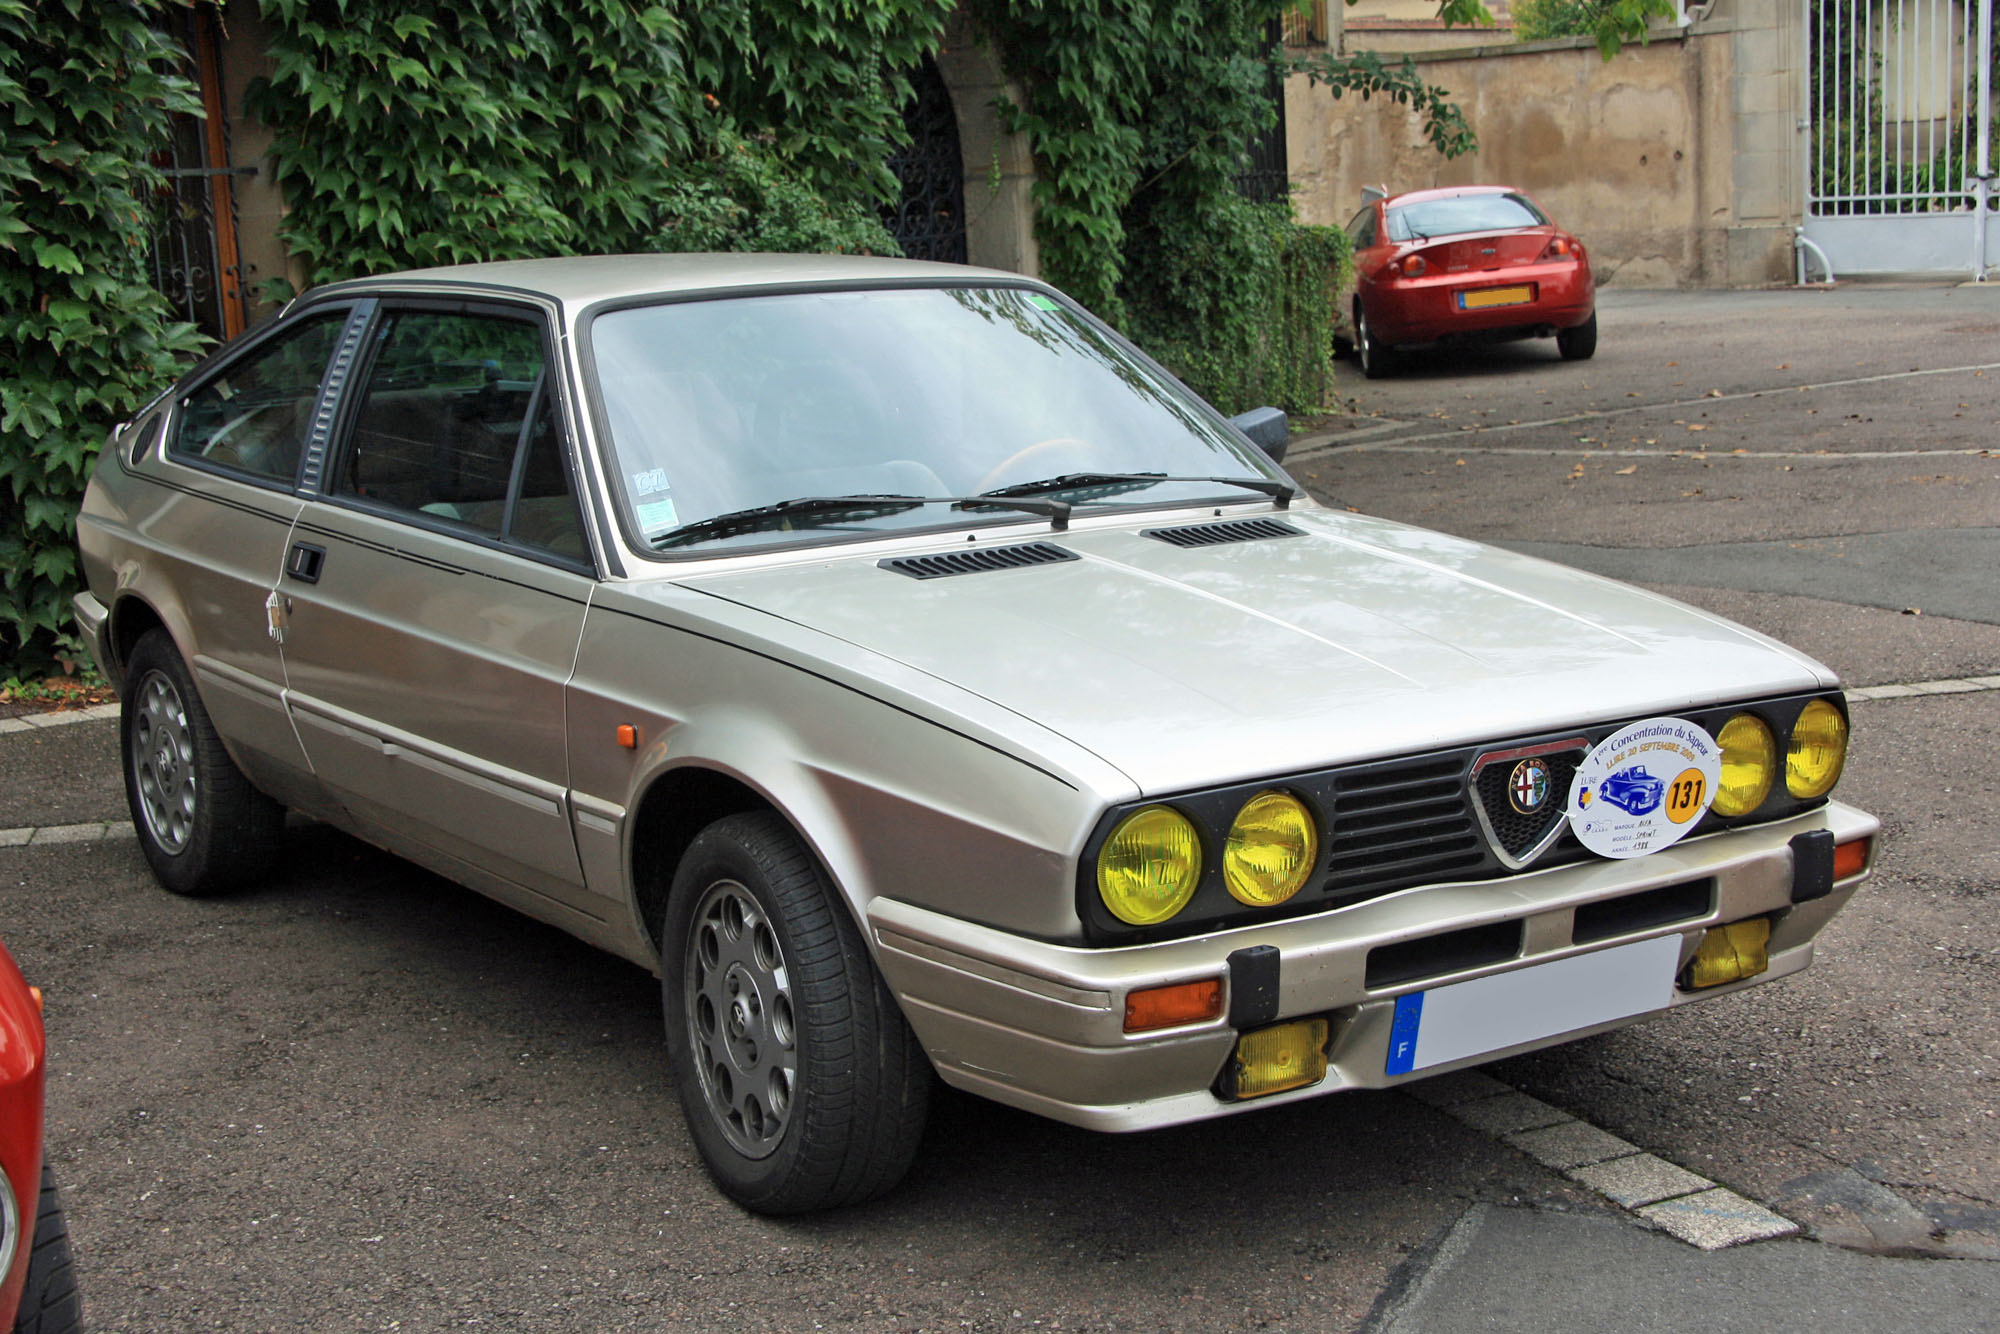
1387,194,1547,242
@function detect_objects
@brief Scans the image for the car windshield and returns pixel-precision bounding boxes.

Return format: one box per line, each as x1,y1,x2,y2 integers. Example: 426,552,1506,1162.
1386,194,1547,242
586,285,1279,553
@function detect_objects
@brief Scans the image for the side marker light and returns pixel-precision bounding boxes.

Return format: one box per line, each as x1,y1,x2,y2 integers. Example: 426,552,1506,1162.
616,724,639,749
1125,979,1224,1033
1832,836,1872,881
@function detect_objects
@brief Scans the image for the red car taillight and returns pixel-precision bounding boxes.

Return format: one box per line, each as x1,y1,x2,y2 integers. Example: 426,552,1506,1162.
1539,235,1578,262
1391,254,1429,278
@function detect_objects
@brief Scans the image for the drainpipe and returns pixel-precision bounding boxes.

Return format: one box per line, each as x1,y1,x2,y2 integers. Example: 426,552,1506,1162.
1976,0,1994,279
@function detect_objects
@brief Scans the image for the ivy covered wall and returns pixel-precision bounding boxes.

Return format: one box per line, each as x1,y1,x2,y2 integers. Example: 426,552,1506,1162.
0,0,206,676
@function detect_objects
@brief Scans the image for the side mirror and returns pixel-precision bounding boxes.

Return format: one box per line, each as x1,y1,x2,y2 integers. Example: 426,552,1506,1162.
1230,406,1289,463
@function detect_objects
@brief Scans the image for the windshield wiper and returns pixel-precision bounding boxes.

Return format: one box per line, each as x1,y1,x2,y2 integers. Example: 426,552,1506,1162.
976,472,1296,507
653,492,1075,549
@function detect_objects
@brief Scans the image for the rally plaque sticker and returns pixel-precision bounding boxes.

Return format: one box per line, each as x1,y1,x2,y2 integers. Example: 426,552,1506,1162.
1567,717,1720,859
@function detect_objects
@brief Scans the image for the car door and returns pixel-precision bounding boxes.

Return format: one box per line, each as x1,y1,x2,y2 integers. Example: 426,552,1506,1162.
148,303,368,799
273,298,598,913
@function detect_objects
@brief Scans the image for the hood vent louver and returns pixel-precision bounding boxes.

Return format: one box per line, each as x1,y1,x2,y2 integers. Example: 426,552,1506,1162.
1142,517,1305,549
879,542,1080,580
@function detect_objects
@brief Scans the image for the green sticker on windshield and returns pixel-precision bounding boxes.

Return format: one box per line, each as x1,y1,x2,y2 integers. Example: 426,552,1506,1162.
1027,294,1060,311
637,498,679,531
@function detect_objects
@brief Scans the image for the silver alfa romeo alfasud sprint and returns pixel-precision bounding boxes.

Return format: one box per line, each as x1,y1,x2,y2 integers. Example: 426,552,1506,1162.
75,255,1877,1213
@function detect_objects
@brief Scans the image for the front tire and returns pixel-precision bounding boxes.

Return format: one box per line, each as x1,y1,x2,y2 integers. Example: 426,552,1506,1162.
1558,311,1598,361
11,1165,82,1334
121,628,283,896
661,812,930,1214
1355,302,1398,379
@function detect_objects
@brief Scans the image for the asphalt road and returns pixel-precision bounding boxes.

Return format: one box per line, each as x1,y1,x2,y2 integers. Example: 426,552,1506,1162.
3,283,1998,1331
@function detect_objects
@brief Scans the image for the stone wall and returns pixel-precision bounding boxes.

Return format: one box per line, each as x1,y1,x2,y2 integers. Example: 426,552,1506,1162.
1286,0,1805,288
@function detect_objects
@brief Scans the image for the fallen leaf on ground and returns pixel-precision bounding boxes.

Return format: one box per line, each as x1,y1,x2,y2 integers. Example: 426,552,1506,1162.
1615,465,1638,475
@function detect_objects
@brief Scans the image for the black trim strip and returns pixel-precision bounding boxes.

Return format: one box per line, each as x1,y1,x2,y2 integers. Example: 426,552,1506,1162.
299,300,377,493
120,468,299,527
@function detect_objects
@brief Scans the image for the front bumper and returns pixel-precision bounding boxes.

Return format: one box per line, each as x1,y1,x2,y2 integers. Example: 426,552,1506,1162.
869,801,1877,1132
70,591,114,688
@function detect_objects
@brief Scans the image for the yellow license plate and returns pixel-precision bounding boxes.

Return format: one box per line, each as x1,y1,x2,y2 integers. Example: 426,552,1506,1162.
1459,285,1534,310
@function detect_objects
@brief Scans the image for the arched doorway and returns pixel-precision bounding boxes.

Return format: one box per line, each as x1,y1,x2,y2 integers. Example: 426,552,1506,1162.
883,56,969,263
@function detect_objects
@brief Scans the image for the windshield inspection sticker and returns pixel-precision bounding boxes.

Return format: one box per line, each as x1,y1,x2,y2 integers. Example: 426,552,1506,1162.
1567,717,1720,859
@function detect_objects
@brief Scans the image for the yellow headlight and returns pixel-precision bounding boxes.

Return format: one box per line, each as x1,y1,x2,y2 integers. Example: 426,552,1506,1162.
1712,713,1776,816
1223,790,1318,907
1097,806,1202,926
1786,699,1848,798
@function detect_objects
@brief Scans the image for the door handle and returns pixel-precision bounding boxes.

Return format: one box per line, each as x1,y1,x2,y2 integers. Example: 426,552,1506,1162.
287,542,325,583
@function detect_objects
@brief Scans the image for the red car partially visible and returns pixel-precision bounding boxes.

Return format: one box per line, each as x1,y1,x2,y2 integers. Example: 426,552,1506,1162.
0,942,78,1333
1343,185,1596,377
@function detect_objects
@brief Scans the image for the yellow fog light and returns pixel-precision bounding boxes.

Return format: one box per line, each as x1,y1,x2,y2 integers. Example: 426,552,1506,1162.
1685,917,1771,989
1786,699,1848,798
1222,1017,1330,1100
1223,790,1318,907
1097,806,1202,926
1712,714,1776,816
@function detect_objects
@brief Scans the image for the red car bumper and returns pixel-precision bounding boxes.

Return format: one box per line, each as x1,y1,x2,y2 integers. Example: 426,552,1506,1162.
1365,258,1595,347
0,944,46,1328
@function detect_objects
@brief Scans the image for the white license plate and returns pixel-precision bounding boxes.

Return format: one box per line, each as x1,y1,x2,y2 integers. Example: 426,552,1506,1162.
1385,934,1681,1075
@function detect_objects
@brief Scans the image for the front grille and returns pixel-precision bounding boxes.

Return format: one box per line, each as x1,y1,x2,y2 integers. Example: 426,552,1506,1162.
1142,517,1303,549
1323,755,1485,902
879,542,1078,580
1472,748,1583,861
1076,691,1841,944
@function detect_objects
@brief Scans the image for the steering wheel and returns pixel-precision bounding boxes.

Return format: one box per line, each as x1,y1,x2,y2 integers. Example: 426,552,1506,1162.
973,437,1095,495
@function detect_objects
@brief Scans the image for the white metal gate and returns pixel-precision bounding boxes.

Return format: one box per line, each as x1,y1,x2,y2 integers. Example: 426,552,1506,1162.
1803,0,1997,278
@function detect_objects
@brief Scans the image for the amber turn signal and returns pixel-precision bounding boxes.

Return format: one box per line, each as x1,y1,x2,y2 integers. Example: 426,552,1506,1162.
616,724,639,749
1832,836,1872,881
1124,979,1224,1033
1685,917,1770,989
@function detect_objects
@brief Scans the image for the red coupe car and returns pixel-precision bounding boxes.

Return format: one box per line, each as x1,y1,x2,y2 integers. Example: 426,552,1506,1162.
0,941,78,1333
1343,185,1597,377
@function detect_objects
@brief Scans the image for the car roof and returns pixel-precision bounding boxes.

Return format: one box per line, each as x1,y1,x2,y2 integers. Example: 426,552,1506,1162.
300,253,1030,309
1381,185,1522,208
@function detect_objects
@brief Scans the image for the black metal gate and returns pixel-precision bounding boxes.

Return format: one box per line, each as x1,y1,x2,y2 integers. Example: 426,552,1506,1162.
1237,19,1290,204
883,57,968,263
149,5,250,340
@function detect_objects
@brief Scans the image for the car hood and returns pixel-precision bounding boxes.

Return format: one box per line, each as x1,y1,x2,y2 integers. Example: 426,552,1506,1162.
675,507,1832,795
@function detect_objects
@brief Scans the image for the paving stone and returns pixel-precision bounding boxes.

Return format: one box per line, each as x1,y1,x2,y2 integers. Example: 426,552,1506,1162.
1448,1091,1572,1136
0,828,32,847
1638,1187,1799,1250
28,823,106,844
0,719,32,735
1859,683,1919,698
1917,679,1981,693
1573,1152,1714,1207
1399,1069,1514,1108
1505,1119,1637,1170
1969,675,2000,689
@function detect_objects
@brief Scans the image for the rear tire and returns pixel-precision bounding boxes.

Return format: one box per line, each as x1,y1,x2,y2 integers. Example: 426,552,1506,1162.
121,628,283,896
661,811,930,1214
11,1164,82,1334
1558,311,1598,361
1355,303,1398,379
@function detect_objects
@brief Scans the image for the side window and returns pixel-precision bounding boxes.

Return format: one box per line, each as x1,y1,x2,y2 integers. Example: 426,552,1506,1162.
336,308,587,562
1345,207,1376,249
169,310,348,483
